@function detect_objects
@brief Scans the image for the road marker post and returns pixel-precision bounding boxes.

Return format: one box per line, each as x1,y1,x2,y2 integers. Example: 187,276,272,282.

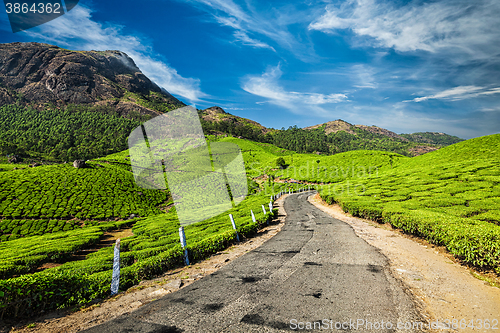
262,204,266,215
229,214,240,242
251,209,256,223
111,239,120,296
179,227,189,265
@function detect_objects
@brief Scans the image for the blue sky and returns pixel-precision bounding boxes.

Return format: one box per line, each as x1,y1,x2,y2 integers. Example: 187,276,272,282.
1,0,500,139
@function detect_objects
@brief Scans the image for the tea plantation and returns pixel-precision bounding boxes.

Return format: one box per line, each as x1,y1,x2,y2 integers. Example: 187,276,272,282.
319,134,500,273
0,190,280,317
0,133,498,318
0,141,298,317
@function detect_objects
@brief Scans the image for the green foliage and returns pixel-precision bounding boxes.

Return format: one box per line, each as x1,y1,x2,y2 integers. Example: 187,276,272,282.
0,162,168,222
400,132,464,145
0,103,145,161
200,117,270,143
271,126,329,154
0,192,277,317
122,91,182,114
318,134,500,273
276,157,286,169
200,117,457,156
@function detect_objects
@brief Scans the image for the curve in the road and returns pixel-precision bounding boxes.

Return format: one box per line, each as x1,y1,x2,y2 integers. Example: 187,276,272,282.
81,192,422,333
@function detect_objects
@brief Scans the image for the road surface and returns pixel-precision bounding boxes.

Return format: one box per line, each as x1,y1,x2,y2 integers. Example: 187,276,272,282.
82,192,422,332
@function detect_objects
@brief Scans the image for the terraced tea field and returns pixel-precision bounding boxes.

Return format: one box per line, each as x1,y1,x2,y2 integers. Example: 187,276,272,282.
0,143,299,317
319,134,500,273
0,133,498,319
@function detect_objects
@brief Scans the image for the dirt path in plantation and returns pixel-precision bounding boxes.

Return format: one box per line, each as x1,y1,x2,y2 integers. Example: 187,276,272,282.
5,198,288,333
308,194,500,332
36,227,135,271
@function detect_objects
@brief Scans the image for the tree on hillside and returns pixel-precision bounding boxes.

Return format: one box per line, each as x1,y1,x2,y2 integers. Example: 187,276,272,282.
276,157,286,169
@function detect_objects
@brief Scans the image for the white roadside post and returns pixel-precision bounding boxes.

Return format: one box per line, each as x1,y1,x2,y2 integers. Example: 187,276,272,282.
229,214,240,242
251,209,256,223
110,239,120,296
179,226,189,266
262,204,266,215
268,202,273,225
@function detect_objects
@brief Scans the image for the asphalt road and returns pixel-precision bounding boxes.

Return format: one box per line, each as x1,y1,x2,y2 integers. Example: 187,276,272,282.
82,192,422,332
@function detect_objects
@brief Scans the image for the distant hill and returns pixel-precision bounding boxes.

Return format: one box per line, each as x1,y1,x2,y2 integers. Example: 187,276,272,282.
199,106,271,141
302,120,463,156
304,119,356,135
198,108,463,157
400,132,464,146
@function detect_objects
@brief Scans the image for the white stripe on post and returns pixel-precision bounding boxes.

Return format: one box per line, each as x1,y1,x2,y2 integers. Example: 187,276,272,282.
251,209,256,223
229,214,240,242
262,204,266,215
110,239,120,296
268,201,273,212
179,226,190,266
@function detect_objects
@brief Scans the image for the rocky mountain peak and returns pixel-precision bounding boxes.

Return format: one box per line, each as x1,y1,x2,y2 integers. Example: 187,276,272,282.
0,42,184,116
304,119,356,135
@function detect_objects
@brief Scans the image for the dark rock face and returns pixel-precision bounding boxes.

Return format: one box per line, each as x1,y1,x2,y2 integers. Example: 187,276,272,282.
73,160,86,168
0,42,184,116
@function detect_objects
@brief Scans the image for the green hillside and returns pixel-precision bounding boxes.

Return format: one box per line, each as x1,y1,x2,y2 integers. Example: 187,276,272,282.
393,134,500,167
0,130,498,318
0,138,283,317
216,137,402,183
0,103,149,162
319,134,500,273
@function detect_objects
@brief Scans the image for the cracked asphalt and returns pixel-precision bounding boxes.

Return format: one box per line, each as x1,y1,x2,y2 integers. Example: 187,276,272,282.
82,192,422,332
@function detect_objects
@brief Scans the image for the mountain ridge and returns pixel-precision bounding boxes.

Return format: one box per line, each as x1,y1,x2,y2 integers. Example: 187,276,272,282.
0,42,463,160
202,106,463,154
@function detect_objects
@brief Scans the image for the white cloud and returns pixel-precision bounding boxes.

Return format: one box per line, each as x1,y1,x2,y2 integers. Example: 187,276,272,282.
25,6,206,102
309,0,500,59
351,64,377,89
478,107,500,112
406,86,500,102
242,65,347,115
233,31,276,51
181,0,306,56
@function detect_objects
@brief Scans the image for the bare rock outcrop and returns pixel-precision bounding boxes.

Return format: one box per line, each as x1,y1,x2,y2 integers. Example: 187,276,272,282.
73,160,86,168
0,42,184,117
